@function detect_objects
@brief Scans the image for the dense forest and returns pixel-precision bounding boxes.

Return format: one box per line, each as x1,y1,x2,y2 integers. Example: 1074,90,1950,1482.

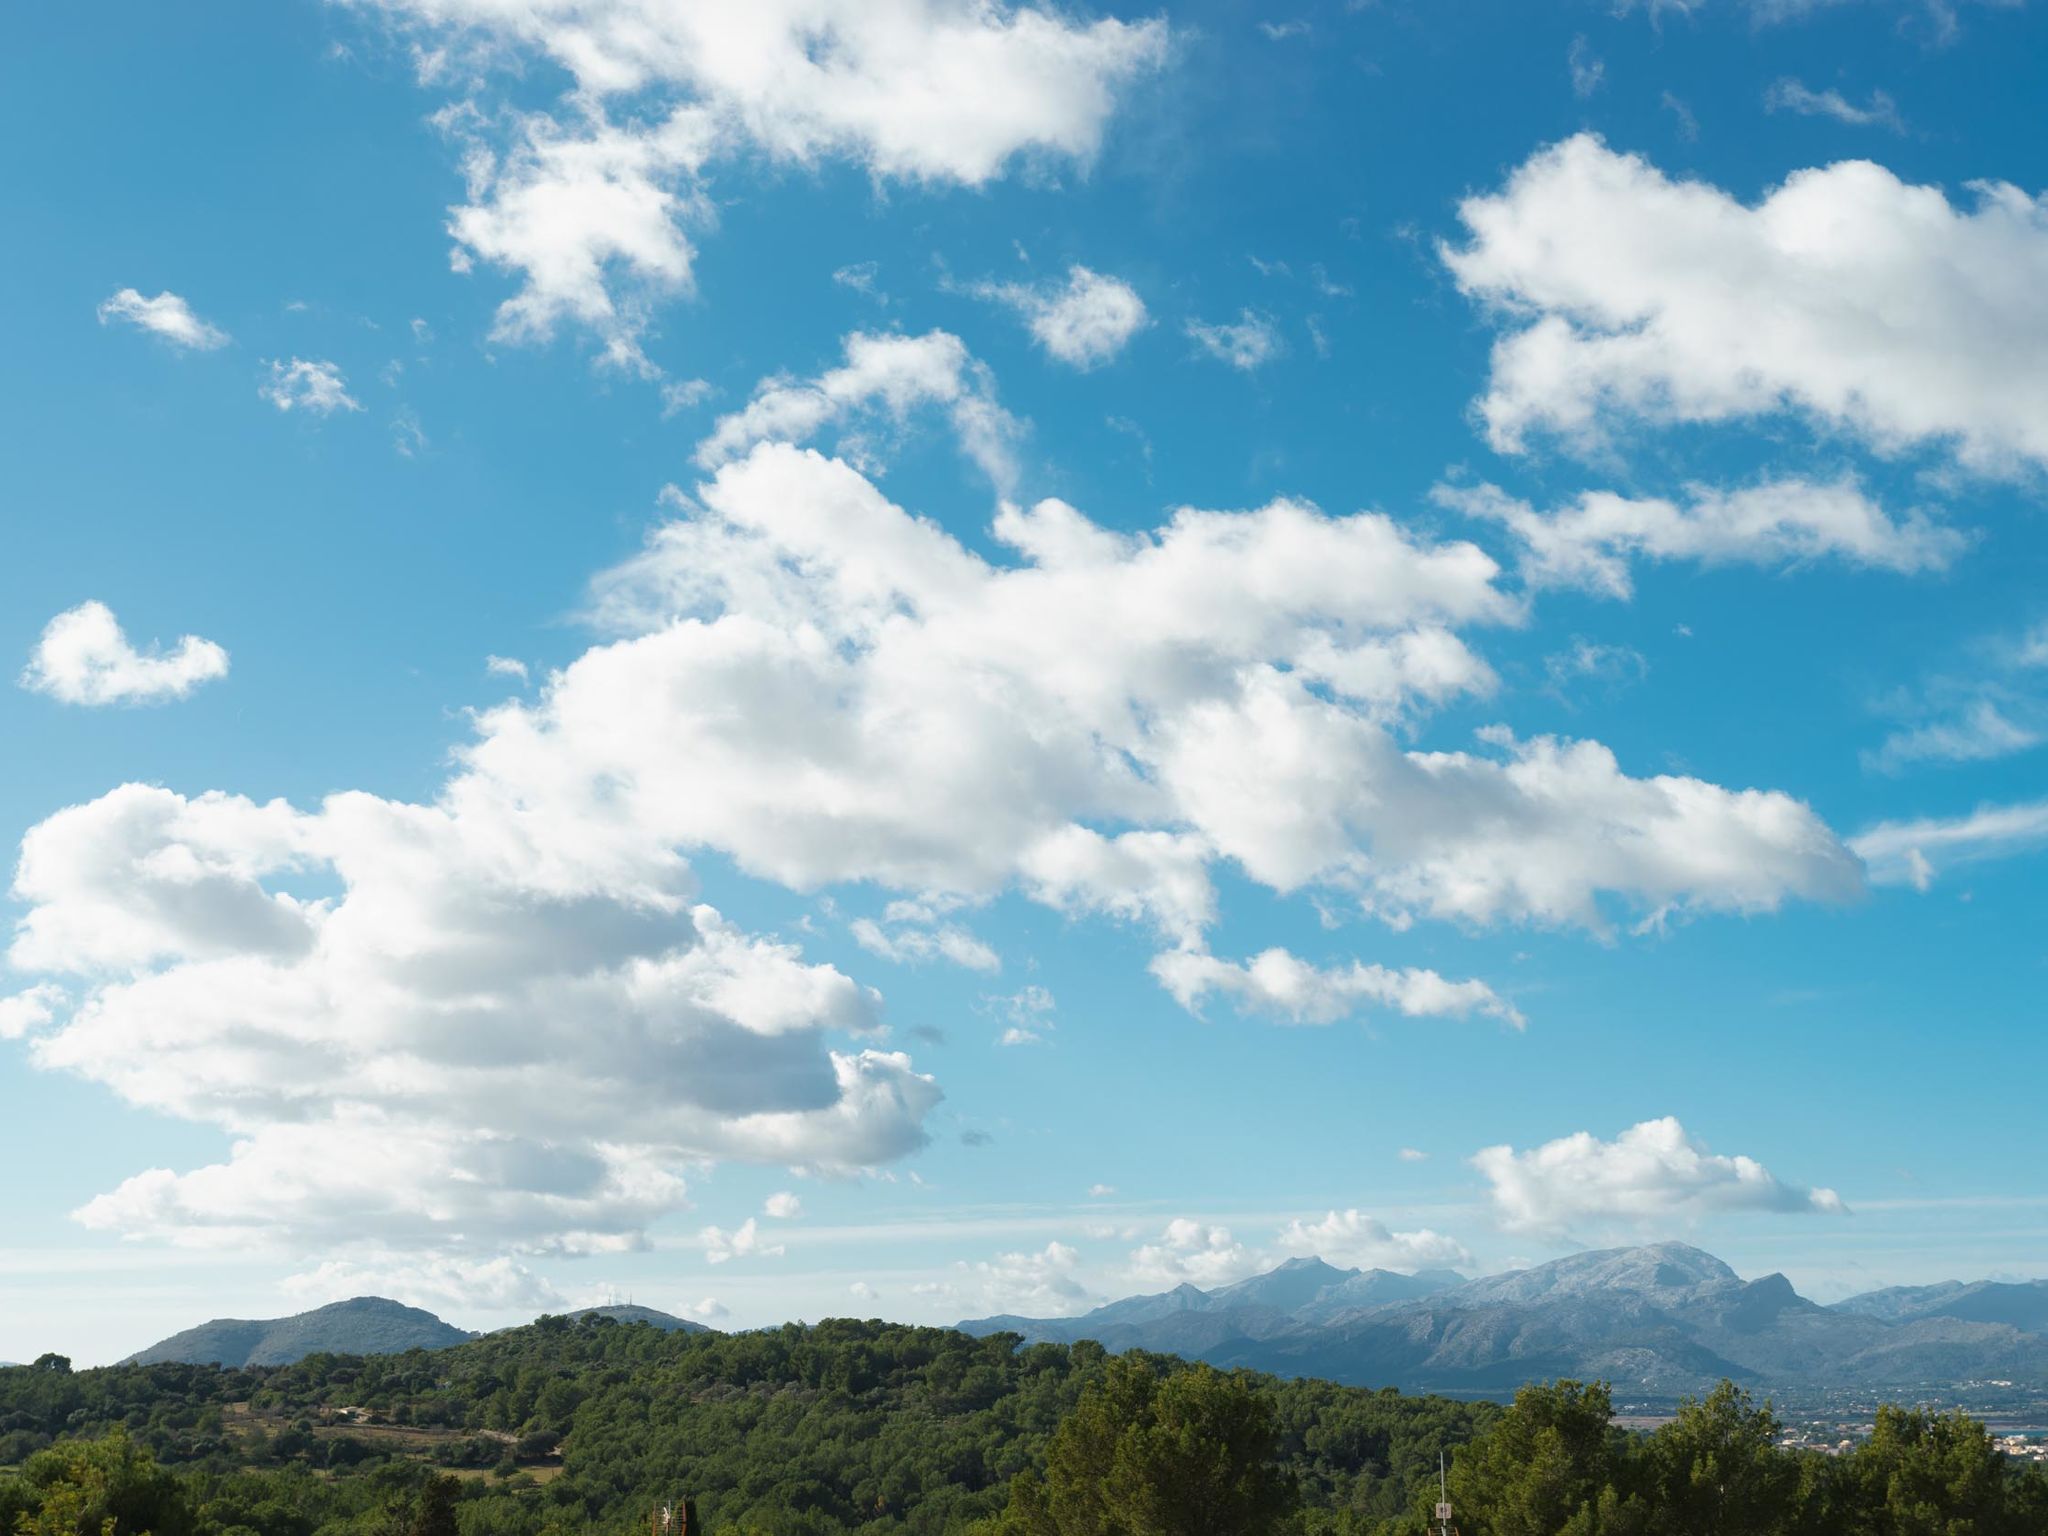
2,1314,2043,1536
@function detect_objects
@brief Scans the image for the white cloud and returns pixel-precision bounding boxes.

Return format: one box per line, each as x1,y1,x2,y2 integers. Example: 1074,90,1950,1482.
1397,1147,1428,1163
659,377,712,416
443,105,715,373
0,985,65,1042
763,1190,803,1219
1186,309,1282,371
1473,1116,1847,1238
282,1254,563,1312
1274,1210,1472,1271
701,1215,785,1263
8,780,939,1258
991,984,1055,1047
1445,134,2048,473
549,429,1858,968
1439,478,1963,599
975,265,1148,369
682,1296,728,1320
21,601,230,707
1088,1182,1117,1197
1150,946,1522,1027
1568,36,1605,99
1126,1219,1261,1288
1865,700,2041,774
849,1280,878,1301
963,1240,1092,1314
97,288,229,350
851,916,1001,973
1852,796,2048,888
1764,77,1904,132
485,654,530,682
261,357,362,414
692,329,1019,492
358,0,1168,362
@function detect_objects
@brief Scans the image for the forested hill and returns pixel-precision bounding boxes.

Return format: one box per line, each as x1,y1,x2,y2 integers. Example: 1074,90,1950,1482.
0,1314,1493,1536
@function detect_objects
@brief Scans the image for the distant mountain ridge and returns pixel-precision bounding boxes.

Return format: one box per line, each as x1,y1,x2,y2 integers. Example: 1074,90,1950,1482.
125,1295,717,1367
959,1243,2048,1398
126,1297,474,1367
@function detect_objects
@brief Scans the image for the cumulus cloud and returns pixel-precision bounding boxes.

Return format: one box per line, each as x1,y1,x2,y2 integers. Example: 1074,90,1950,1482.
1439,478,1963,599
691,329,1019,492
261,357,362,414
974,265,1148,369
1473,1116,1846,1238
990,984,1055,1047
571,407,1858,968
1126,1219,1261,1288
1764,78,1904,132
1186,309,1283,371
1852,796,2048,889
21,602,229,707
1274,1210,1472,1271
97,288,229,350
763,1190,803,1219
1445,134,2048,473
701,1216,785,1263
357,0,1168,366
7,779,939,1259
963,1240,1092,1314
1150,947,1522,1027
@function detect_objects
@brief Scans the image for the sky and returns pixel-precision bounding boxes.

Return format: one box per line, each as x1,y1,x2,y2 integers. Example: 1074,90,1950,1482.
3,0,2047,1367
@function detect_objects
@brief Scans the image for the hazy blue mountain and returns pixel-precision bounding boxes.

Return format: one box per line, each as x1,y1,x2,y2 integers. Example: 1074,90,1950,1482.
1834,1279,2048,1335
565,1303,711,1333
960,1243,2048,1397
126,1297,473,1366
960,1255,1466,1350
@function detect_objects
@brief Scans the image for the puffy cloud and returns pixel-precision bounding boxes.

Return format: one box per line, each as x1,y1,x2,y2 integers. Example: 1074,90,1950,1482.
485,654,530,682
1473,1116,1847,1238
701,1216,784,1263
261,358,361,414
1274,1210,1472,1271
1445,135,2048,473
97,288,229,350
1126,1219,1261,1288
516,420,1858,974
1852,796,2048,889
0,985,65,1041
1764,78,1904,132
356,0,1168,361
691,329,1019,492
963,1240,1092,1314
763,1190,803,1219
21,601,229,707
682,1296,728,1320
1186,309,1282,371
975,265,1148,369
8,780,939,1258
444,105,715,372
1397,1147,1428,1163
1439,478,1963,599
1150,947,1521,1027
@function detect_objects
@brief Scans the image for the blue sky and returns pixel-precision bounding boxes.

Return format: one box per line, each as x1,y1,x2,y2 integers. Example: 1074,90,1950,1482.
4,0,2047,1365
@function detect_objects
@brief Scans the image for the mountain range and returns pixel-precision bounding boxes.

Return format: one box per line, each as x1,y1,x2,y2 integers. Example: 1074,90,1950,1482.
959,1244,2048,1397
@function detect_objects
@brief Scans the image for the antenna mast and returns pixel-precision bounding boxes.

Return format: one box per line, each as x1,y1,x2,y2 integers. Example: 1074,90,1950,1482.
1432,1451,1458,1536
